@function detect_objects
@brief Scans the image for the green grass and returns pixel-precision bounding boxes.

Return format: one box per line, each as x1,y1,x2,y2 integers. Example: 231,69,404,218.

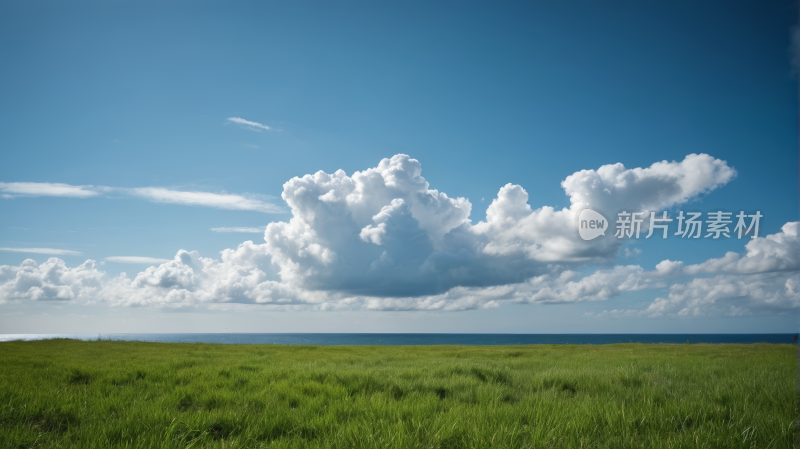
0,340,795,448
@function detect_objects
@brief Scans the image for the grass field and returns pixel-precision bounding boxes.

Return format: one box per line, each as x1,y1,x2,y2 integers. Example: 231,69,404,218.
0,340,795,448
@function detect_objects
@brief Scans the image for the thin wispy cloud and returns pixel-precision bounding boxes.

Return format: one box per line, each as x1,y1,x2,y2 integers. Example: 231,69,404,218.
0,247,83,256
105,256,172,264
227,117,272,131
210,226,267,233
0,181,285,214
129,187,283,213
0,182,99,198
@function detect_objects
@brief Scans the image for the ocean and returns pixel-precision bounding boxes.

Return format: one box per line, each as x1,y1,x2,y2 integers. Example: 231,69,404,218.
0,333,796,345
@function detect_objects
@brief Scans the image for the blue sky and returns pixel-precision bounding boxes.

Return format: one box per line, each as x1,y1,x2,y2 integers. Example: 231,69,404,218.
0,0,797,333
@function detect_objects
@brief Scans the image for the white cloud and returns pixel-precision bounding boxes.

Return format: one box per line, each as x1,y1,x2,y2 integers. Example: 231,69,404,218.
0,182,285,213
518,265,654,304
623,247,642,258
210,227,267,233
561,153,736,213
128,187,284,213
0,258,104,303
253,153,731,298
99,245,303,308
632,272,800,318
601,223,800,318
0,182,99,198
682,222,799,275
105,256,172,264
0,248,83,256
644,222,799,279
469,154,735,265
227,117,272,131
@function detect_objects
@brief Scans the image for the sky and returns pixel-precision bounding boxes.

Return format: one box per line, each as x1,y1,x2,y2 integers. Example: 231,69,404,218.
0,0,798,333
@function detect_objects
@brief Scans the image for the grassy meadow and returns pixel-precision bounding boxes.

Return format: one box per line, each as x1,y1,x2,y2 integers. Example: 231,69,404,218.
0,340,795,448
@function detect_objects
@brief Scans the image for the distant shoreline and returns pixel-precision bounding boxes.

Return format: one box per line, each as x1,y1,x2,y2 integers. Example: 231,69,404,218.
1,333,796,345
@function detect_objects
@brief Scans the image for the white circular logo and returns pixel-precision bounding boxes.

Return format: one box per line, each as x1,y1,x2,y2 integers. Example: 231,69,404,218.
576,207,608,241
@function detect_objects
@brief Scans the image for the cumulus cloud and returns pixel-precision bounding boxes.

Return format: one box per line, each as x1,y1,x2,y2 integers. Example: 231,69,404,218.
469,154,735,265
250,153,732,299
560,153,736,213
634,272,800,318
0,182,99,198
593,271,800,319
227,117,272,131
644,222,799,278
3,153,787,319
682,222,799,275
0,248,83,256
105,256,172,264
210,227,267,233
600,223,800,318
517,266,655,304
0,258,104,303
99,245,313,308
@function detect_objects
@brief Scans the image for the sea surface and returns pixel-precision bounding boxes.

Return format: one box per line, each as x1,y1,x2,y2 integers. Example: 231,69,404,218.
0,333,796,345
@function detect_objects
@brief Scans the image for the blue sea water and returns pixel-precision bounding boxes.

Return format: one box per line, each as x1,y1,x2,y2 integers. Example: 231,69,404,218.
0,333,796,345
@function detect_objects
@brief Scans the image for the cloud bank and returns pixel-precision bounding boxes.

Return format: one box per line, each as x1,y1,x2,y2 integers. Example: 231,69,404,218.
599,221,800,318
0,153,792,319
